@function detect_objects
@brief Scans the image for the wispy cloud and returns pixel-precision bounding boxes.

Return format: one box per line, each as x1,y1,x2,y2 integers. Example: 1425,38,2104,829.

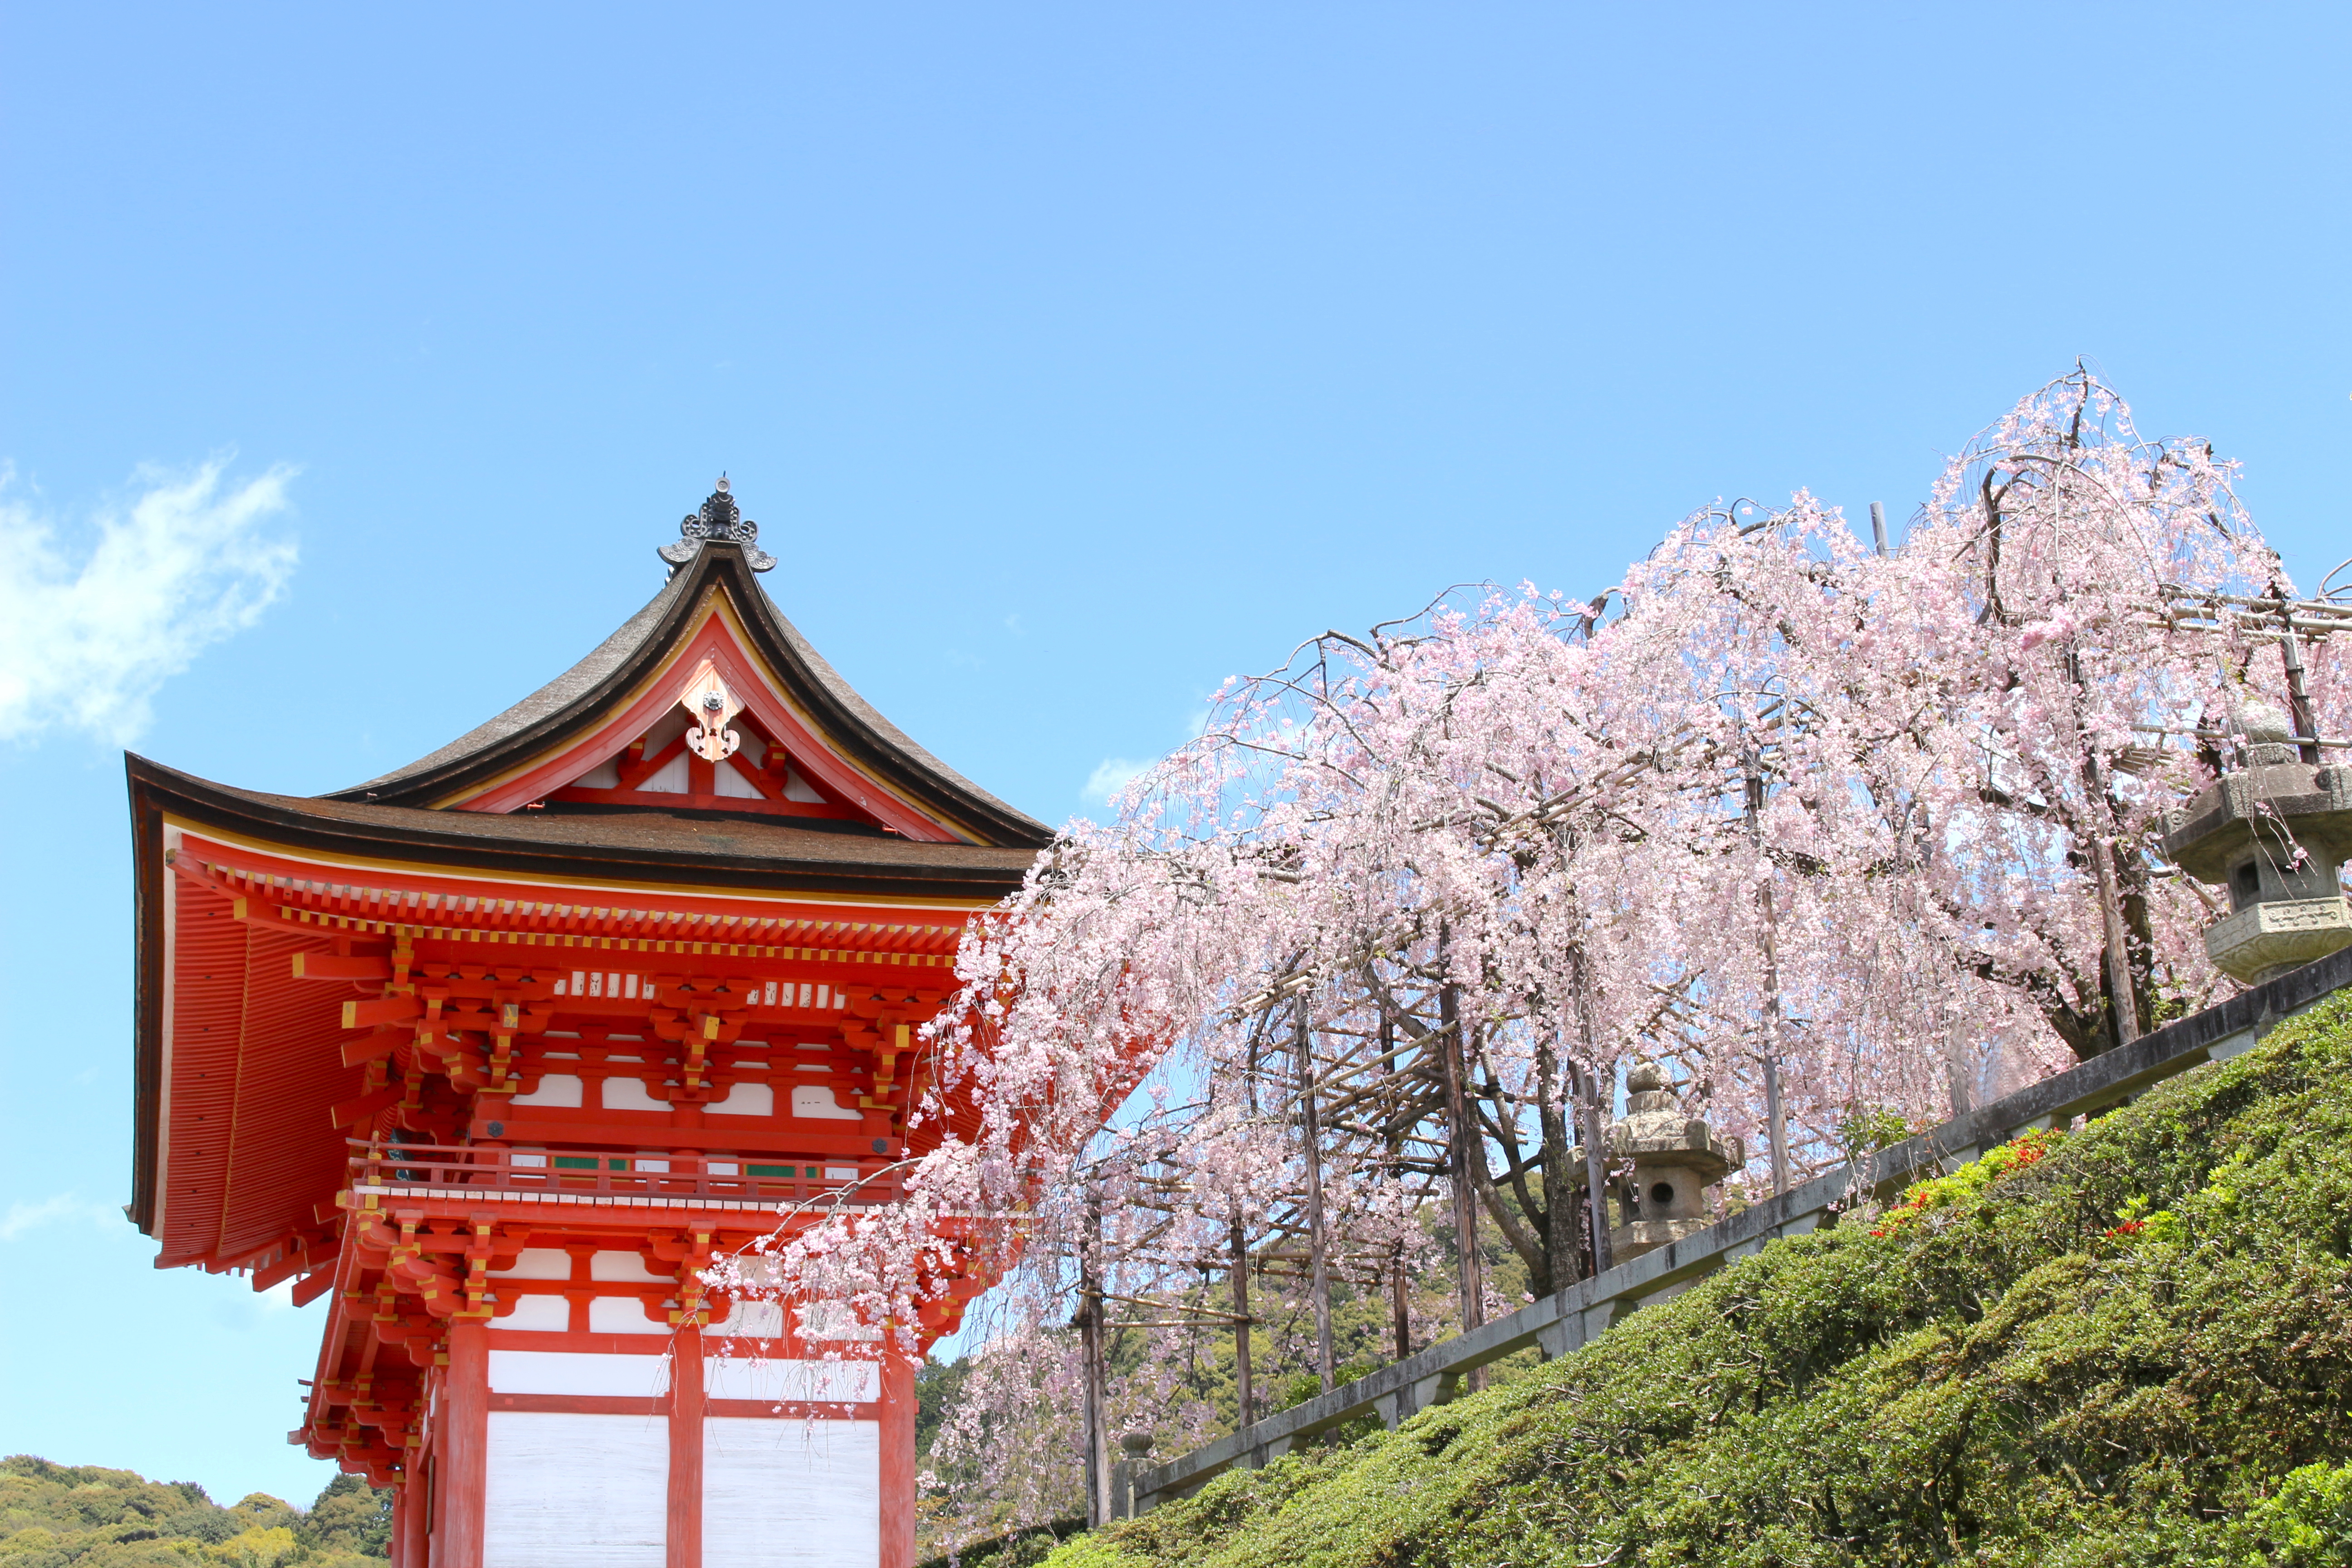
0,459,298,744
0,1192,119,1241
1082,757,1153,806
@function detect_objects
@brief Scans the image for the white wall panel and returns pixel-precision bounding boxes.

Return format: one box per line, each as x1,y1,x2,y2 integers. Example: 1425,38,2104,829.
702,1418,878,1568
588,1297,671,1335
791,1085,859,1121
485,1412,667,1568
489,1351,671,1396
491,1249,574,1281
708,1082,774,1116
601,1077,668,1112
510,1073,584,1108
713,1299,786,1338
704,1356,879,1404
497,1295,573,1332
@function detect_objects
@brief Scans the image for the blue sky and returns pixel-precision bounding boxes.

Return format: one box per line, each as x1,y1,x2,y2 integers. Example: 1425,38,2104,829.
4,1,2348,1507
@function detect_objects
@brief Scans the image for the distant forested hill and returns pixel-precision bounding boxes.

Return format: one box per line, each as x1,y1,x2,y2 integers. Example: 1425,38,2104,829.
0,1458,388,1568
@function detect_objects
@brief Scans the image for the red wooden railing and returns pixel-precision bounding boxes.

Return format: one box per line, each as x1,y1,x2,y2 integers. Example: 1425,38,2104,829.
346,1140,904,1207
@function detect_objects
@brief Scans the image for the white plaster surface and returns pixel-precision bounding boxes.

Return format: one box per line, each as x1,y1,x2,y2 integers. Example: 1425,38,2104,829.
496,1295,573,1332
709,1082,774,1116
490,1248,573,1281
713,1300,787,1338
704,1356,880,1404
510,1073,584,1108
588,1297,671,1335
791,1085,860,1121
600,1076,669,1112
488,1350,671,1396
701,1417,879,1568
485,1412,667,1568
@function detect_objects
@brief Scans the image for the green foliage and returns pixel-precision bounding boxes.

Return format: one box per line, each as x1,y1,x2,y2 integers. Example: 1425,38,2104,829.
0,1459,390,1568
291,1479,387,1560
1046,994,2352,1568
916,1518,1088,1568
1835,1103,1913,1165
919,1357,974,1460
1867,1126,2062,1236
2226,1461,2352,1565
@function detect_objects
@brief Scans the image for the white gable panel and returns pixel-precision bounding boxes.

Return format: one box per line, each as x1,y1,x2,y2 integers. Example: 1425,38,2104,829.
588,1296,671,1335
638,751,691,794
715,758,766,799
702,1418,879,1568
489,1350,671,1396
496,1295,573,1332
708,1082,773,1116
791,1085,860,1121
485,1412,667,1568
703,1357,880,1403
714,1299,787,1338
602,1076,668,1112
511,1073,583,1108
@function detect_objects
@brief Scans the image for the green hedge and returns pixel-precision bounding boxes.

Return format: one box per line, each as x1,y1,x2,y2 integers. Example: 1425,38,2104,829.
1051,994,2352,1567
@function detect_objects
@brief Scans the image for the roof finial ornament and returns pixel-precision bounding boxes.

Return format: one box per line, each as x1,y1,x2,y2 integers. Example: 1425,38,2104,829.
658,474,776,573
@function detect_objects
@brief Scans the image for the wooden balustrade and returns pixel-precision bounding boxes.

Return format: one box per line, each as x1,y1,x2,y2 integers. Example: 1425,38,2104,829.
345,1140,903,1208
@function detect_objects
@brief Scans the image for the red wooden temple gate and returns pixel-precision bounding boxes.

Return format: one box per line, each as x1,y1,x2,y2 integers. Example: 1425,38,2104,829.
127,484,1054,1568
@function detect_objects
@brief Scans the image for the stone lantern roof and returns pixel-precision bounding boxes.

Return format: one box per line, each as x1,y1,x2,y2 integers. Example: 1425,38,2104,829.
1571,1064,1745,1264
1607,1064,1743,1179
2161,702,2352,985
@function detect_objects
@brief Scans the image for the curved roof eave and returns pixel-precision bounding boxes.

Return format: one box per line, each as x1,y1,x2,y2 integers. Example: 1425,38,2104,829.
324,543,1054,850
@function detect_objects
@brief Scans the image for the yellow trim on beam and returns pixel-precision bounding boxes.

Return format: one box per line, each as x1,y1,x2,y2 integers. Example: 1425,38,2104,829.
162,812,1005,913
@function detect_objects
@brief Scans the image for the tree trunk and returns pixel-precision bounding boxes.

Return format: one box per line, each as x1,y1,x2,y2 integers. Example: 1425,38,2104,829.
1746,767,1793,1195
1389,1245,1413,1362
1229,1214,1253,1431
2277,593,2322,766
1437,975,1484,1339
1537,1014,1578,1292
1377,988,1412,1362
1570,1056,1614,1278
1078,1191,1107,1528
1294,1005,1335,1394
2084,774,2141,1051
2067,648,2140,1053
1568,943,1614,1277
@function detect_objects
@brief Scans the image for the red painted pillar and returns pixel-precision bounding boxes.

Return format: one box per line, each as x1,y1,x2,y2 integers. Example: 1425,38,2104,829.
666,1325,703,1568
392,1473,427,1568
441,1320,490,1568
878,1354,916,1568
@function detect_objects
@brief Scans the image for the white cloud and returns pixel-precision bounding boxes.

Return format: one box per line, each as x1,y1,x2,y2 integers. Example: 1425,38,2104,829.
0,459,298,744
0,1192,119,1241
1082,756,1153,806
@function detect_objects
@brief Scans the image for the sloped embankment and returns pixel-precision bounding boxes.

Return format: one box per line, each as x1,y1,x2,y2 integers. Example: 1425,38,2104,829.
1056,996,2352,1567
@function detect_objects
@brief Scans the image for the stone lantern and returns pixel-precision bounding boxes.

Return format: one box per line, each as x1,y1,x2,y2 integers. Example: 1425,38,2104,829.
2161,703,2352,985
1603,1065,1741,1262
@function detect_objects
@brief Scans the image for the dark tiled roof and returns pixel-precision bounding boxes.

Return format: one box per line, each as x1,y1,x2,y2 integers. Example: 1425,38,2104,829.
131,755,1041,901
328,542,1053,850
